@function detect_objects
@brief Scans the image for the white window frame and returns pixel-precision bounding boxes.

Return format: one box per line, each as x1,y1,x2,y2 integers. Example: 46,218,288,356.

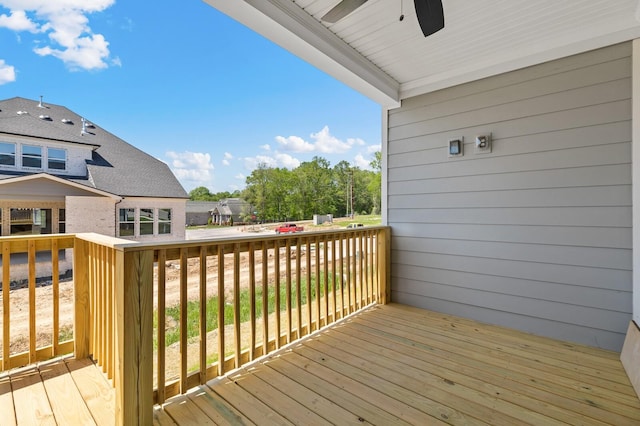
22,145,42,169
47,147,67,171
0,142,16,167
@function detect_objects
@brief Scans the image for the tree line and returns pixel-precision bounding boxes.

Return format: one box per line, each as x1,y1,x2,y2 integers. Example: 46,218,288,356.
189,153,382,223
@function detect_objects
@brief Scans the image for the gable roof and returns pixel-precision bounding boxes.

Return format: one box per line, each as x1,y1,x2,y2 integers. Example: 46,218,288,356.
0,173,121,199
210,198,250,216
205,0,640,106
0,97,188,199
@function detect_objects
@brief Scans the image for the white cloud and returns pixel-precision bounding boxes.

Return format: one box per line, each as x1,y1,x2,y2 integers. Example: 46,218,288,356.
0,9,38,31
242,152,301,171
235,173,245,180
367,143,381,154
222,152,232,166
354,154,370,169
274,152,301,169
275,134,314,153
0,0,116,70
276,126,365,154
166,151,214,189
0,59,16,84
260,144,271,151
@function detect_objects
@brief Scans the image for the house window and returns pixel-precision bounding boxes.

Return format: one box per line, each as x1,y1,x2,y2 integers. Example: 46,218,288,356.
158,209,172,235
0,143,16,166
140,208,154,235
48,148,66,171
59,209,65,233
10,208,51,235
119,208,135,237
22,145,42,168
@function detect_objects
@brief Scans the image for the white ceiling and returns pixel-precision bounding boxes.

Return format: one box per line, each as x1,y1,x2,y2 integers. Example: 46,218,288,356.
204,0,640,108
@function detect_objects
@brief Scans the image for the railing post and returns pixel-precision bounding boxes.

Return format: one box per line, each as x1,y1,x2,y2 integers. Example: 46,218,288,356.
73,237,90,359
115,248,153,426
377,228,391,304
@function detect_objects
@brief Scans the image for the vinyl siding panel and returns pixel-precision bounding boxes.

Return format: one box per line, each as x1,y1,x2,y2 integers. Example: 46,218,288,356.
387,42,632,350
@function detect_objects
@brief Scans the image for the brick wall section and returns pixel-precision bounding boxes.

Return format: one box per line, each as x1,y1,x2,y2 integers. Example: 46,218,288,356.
65,196,117,235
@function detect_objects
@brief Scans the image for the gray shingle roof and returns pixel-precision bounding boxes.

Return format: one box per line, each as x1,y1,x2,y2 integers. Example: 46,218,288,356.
210,198,250,216
0,97,188,198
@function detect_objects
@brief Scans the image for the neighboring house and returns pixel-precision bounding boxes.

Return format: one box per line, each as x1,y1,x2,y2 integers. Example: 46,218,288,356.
0,97,188,242
186,201,218,225
206,0,640,392
210,198,251,225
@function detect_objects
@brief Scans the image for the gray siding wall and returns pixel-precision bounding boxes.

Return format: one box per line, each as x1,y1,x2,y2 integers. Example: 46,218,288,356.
387,43,632,351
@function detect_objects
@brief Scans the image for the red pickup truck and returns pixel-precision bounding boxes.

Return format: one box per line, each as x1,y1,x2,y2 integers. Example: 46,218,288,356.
275,223,304,234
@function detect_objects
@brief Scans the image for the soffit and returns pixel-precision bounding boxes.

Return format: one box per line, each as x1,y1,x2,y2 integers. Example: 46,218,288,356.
205,0,640,107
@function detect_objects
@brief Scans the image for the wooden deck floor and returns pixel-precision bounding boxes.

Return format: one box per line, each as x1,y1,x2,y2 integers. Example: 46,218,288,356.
0,357,115,425
2,304,639,425
157,304,640,426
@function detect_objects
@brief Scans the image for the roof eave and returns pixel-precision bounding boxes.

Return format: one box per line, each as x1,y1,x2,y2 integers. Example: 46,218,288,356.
203,0,400,108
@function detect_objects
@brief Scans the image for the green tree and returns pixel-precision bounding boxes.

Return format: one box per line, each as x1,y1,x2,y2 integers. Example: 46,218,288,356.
368,151,382,214
189,186,214,201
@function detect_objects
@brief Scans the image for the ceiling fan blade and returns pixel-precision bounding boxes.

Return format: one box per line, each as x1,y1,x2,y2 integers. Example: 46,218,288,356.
414,0,444,37
321,0,369,23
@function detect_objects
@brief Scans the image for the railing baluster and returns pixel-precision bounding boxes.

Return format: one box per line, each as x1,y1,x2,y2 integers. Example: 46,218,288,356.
306,238,312,332
52,239,59,355
314,237,320,331
346,236,352,314
274,240,281,349
295,237,302,339
323,235,329,327
261,243,268,357
216,245,225,377
28,239,36,364
249,243,256,361
179,247,188,394
360,233,365,307
351,235,362,310
331,236,337,323
199,245,207,384
99,244,106,371
339,234,345,319
2,241,10,371
285,239,292,343
157,249,166,404
233,244,241,368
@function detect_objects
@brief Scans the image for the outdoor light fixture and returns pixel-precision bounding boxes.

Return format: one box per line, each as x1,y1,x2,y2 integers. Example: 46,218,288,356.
448,137,463,157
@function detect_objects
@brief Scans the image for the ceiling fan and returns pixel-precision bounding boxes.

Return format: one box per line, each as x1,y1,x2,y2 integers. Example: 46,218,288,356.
321,0,444,37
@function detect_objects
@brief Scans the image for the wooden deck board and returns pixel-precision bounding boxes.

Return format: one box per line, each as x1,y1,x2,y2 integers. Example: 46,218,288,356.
0,374,16,426
10,367,56,425
65,358,115,426
3,304,639,425
38,360,96,426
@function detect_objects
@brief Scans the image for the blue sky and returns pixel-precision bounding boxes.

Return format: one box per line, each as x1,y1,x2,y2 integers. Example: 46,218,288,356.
0,1,381,192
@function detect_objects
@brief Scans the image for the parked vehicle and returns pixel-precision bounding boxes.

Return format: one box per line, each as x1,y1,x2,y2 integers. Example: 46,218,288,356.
346,223,364,229
275,223,304,234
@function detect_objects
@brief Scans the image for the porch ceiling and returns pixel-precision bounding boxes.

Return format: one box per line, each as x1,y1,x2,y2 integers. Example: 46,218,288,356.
204,0,640,107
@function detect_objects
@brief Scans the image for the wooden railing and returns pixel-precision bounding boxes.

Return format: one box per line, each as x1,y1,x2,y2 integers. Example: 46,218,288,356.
0,234,75,372
0,227,390,425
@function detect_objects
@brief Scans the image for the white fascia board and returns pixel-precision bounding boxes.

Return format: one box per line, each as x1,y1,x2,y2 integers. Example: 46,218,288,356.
401,26,640,100
203,0,400,108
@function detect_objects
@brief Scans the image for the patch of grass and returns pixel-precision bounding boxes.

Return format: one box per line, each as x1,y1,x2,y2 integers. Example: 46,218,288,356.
155,272,341,349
